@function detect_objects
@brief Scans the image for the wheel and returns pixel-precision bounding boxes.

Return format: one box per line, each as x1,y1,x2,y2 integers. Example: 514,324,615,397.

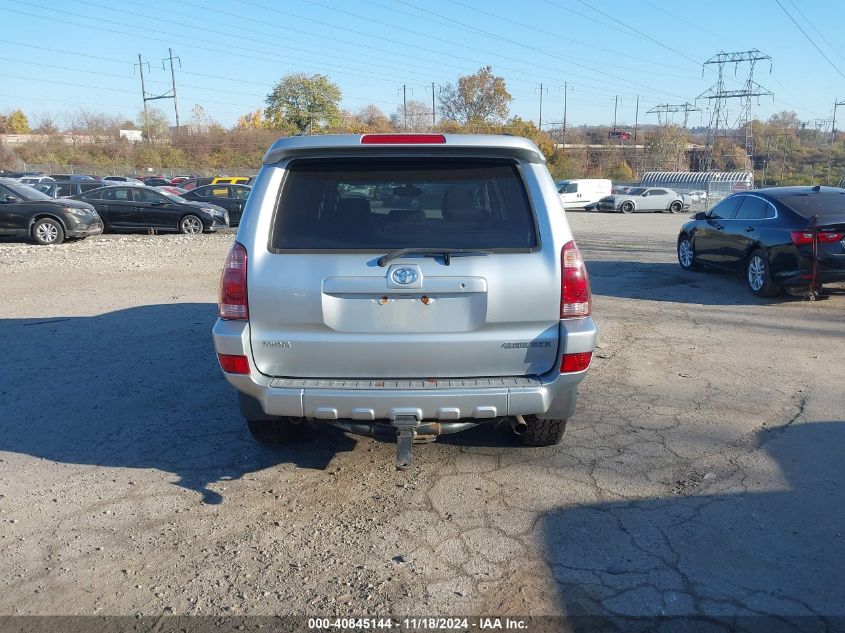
620,201,634,214
32,217,65,245
677,235,702,271
745,249,781,297
246,417,304,444
179,214,203,234
519,415,567,446
669,201,682,213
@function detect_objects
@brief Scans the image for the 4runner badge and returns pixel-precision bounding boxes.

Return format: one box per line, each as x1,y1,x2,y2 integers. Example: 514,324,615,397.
263,341,292,348
501,341,552,349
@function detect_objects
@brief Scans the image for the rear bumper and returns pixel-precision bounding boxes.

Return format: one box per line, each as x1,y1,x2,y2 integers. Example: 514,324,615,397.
777,263,845,286
212,318,597,422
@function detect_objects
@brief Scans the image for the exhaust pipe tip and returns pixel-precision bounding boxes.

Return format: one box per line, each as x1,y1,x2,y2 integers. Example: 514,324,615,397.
510,415,528,436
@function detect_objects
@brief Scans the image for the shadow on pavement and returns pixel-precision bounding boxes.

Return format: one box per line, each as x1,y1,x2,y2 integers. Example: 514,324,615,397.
539,420,845,626
0,303,355,505
585,260,804,305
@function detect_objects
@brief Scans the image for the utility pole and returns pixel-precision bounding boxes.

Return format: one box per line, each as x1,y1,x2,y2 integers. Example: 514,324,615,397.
780,135,788,183
831,98,845,143
536,83,547,131
135,49,180,140
562,82,569,150
135,53,149,140
539,82,543,131
403,84,407,130
762,136,771,186
613,95,618,134
634,94,639,146
164,48,181,132
137,54,148,115
431,82,436,127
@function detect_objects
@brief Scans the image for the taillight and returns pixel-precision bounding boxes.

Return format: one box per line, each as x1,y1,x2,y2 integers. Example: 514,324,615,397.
219,242,248,319
360,134,446,144
561,352,592,373
217,353,250,374
791,230,844,245
561,240,591,318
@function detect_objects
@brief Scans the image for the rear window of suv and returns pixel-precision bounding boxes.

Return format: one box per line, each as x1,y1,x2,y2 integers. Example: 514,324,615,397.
270,158,537,251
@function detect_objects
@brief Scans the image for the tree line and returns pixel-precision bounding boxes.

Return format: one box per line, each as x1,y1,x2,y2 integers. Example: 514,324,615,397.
2,67,843,186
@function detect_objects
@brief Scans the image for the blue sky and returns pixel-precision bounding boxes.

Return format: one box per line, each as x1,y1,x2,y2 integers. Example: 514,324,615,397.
1,0,843,130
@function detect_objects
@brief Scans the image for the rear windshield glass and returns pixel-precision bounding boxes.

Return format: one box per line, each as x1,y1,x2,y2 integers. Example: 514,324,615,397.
782,192,845,219
271,158,537,250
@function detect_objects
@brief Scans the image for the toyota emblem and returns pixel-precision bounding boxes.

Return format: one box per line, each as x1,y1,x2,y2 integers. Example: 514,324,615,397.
390,267,419,285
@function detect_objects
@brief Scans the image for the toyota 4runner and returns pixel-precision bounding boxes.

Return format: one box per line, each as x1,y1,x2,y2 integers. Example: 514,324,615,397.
212,133,597,468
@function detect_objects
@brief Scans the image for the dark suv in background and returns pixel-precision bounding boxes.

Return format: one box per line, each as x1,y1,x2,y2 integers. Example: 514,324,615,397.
34,181,104,198
0,178,102,245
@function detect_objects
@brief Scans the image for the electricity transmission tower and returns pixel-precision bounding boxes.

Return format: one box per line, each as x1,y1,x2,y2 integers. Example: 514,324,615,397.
697,50,773,171
645,103,701,170
646,102,701,127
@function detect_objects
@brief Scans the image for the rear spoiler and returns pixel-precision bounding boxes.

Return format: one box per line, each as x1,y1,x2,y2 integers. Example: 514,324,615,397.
262,134,546,165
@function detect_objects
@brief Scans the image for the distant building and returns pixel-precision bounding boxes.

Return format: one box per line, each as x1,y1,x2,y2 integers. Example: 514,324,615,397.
119,129,143,143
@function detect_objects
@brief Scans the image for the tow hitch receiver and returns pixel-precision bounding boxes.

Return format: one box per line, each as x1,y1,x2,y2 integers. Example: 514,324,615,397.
393,415,420,470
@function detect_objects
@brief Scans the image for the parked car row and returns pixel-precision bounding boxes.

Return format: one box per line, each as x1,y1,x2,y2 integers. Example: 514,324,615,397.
1,171,256,191
0,178,248,244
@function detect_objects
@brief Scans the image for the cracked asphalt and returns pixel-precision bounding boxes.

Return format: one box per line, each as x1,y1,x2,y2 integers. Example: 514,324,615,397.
0,212,843,628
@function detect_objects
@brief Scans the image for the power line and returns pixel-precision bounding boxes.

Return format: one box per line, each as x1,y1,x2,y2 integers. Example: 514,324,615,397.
383,0,696,80
784,0,843,64
276,0,677,96
9,2,423,86
117,0,657,99
74,0,454,85
774,0,845,81
549,0,701,64
446,0,696,74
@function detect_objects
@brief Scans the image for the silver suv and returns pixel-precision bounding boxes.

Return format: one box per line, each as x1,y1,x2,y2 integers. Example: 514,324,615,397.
212,134,597,468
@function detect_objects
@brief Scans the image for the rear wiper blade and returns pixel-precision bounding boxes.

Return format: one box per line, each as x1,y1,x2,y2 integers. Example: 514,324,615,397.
377,248,491,267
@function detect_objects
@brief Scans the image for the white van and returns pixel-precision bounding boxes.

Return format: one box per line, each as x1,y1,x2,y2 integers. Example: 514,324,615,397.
557,179,612,208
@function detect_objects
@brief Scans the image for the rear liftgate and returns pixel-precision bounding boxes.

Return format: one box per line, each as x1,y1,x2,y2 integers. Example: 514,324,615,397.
330,416,481,470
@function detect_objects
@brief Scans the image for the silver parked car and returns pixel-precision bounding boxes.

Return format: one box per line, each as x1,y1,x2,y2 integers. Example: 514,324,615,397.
212,133,597,468
596,186,689,213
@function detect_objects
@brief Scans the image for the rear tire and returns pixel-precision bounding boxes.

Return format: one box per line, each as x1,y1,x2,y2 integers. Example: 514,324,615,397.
246,417,303,444
32,218,65,245
620,201,634,214
520,415,567,446
746,249,781,297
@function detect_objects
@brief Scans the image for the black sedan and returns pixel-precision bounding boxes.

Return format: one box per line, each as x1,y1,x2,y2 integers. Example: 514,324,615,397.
677,186,845,297
180,184,251,226
0,178,102,245
72,185,229,234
